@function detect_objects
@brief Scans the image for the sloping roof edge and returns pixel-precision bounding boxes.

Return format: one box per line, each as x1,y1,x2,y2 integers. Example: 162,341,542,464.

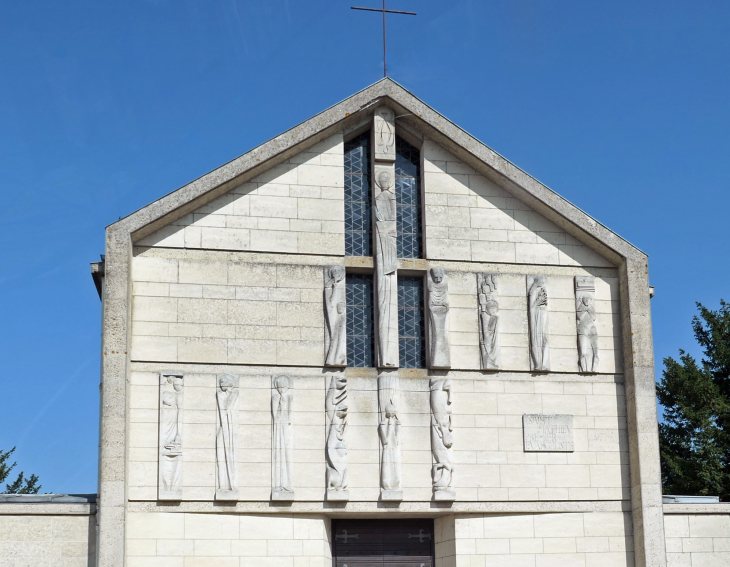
108,78,644,263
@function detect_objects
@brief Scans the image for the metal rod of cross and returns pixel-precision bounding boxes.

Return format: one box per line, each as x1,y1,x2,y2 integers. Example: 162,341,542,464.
351,1,417,78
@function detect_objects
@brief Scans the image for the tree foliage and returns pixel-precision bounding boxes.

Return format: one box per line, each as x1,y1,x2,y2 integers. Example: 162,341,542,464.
657,301,730,500
0,447,41,494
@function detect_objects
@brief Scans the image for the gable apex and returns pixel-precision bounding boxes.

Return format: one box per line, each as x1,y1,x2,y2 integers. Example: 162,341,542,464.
113,78,643,265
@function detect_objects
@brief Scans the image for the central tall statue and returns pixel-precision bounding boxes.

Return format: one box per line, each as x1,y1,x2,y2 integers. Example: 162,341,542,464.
372,106,399,368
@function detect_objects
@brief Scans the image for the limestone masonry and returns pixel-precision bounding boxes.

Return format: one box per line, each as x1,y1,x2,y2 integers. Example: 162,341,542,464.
1,79,727,566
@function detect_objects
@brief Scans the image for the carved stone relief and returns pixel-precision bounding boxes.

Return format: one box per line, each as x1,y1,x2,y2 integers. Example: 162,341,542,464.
377,374,402,500
158,371,184,500
215,374,239,501
575,276,599,373
271,375,294,501
324,265,347,367
430,378,455,500
477,273,500,370
325,375,349,501
373,162,399,368
527,275,550,372
427,268,451,369
523,414,574,452
373,106,396,162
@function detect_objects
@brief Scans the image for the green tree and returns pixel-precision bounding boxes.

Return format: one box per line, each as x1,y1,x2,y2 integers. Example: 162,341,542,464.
0,447,41,494
657,301,730,500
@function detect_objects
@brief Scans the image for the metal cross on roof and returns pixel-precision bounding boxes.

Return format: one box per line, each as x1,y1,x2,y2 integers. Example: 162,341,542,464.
351,1,417,78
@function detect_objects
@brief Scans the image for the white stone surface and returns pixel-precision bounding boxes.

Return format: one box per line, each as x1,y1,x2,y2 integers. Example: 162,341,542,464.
664,513,730,567
422,139,614,268
451,512,634,567
128,366,631,503
126,512,331,566
138,133,345,256
523,414,575,452
0,512,96,566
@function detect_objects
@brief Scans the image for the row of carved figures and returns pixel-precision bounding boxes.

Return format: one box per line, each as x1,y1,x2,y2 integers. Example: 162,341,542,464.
157,372,454,502
324,268,600,374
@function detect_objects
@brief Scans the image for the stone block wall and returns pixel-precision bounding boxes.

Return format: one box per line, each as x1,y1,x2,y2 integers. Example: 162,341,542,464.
664,510,730,567
138,134,344,256
436,512,634,567
0,502,96,566
128,365,628,502
130,250,623,374
126,512,331,567
422,139,613,268
130,253,325,366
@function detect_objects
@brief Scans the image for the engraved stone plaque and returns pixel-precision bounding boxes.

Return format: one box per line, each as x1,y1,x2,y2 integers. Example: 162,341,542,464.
522,414,574,452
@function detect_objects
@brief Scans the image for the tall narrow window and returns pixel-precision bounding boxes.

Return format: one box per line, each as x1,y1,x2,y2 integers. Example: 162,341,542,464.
347,273,375,367
344,132,372,257
398,276,426,368
395,136,422,259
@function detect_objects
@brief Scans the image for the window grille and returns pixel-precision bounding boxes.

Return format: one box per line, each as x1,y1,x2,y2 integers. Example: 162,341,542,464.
345,132,372,257
395,136,422,259
346,273,375,367
398,276,426,368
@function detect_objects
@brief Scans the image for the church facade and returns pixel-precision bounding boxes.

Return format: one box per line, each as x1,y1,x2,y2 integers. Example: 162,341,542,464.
6,79,729,567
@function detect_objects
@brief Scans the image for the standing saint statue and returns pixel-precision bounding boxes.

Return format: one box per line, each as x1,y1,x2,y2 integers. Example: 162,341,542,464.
271,375,294,500
324,265,347,367
575,276,599,373
215,374,239,500
477,273,500,370
527,275,550,372
158,372,184,500
377,374,402,500
430,378,455,500
325,376,349,500
374,169,399,367
427,268,451,368
379,403,402,494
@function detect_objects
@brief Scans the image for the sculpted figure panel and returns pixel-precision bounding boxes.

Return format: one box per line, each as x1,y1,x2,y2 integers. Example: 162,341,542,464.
575,276,599,373
158,371,184,500
527,275,550,372
215,374,239,500
324,265,347,367
325,375,349,500
427,268,451,369
477,273,500,370
374,165,399,367
373,106,396,162
271,375,294,501
430,378,455,500
377,374,402,500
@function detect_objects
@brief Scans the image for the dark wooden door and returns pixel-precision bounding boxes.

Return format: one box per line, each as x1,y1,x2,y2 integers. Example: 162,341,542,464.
332,519,434,567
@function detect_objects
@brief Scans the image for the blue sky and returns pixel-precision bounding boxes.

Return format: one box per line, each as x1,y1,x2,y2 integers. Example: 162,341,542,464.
1,0,729,494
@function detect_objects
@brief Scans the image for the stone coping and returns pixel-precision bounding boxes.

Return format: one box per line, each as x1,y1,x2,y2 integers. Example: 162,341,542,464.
663,503,730,515
129,500,630,515
0,493,96,503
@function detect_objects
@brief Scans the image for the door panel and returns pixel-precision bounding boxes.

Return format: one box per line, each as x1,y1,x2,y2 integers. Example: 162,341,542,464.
333,519,434,567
